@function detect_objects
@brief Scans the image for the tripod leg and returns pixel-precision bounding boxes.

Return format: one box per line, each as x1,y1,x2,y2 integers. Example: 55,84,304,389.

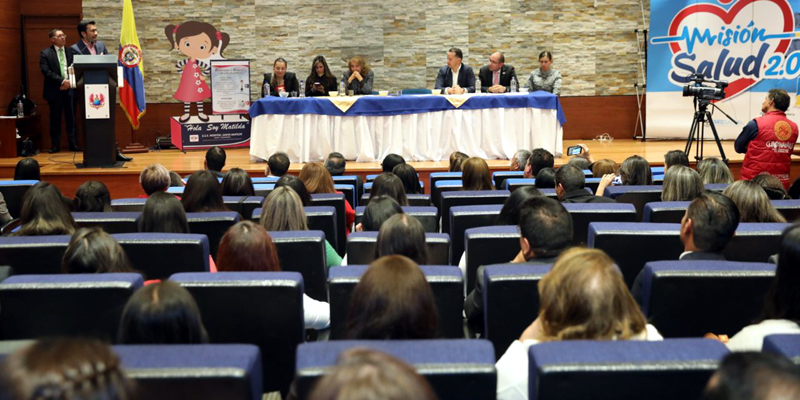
705,112,728,162
685,112,700,155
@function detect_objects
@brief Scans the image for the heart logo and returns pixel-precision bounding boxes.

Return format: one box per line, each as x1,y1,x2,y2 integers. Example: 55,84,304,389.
667,0,794,99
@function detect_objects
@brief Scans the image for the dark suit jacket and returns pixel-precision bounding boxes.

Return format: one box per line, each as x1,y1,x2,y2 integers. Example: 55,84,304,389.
561,189,617,203
478,64,517,93
305,75,338,97
631,251,726,305
464,256,559,334
40,45,74,102
435,64,476,93
261,72,300,97
70,40,108,55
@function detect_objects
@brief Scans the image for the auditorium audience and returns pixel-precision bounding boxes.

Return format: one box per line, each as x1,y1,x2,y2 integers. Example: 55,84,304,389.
0,196,9,225
13,182,76,236
449,151,469,172
393,163,423,195
566,156,591,171
182,170,229,212
556,165,615,203
375,214,428,265
299,163,356,231
510,149,531,172
0,338,136,400
169,171,185,187
697,157,734,184
465,196,572,333
139,191,190,233
221,167,255,196
596,154,653,196
356,196,404,232
591,158,617,178
306,55,338,97
117,280,209,344
723,180,786,223
660,165,703,202
275,174,311,206
524,148,554,178
140,163,170,196
308,348,438,400
267,151,290,178
347,255,438,339
726,224,800,351
260,186,342,268
534,168,555,189
73,180,112,212
495,248,663,400
342,55,374,95
13,158,40,181
752,172,790,200
61,227,137,274
526,51,562,95
325,151,346,176
369,172,409,206
462,157,494,191
664,149,690,170
204,146,226,178
216,220,330,330
382,153,406,173
262,57,299,97
701,352,800,400
495,186,544,226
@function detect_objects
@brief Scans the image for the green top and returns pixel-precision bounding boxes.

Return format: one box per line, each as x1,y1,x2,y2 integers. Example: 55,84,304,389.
325,240,343,268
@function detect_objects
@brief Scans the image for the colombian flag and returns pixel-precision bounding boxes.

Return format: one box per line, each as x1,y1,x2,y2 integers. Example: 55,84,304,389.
118,0,145,129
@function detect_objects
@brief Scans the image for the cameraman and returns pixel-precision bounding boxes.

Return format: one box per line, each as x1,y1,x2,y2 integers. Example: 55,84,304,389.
735,89,798,189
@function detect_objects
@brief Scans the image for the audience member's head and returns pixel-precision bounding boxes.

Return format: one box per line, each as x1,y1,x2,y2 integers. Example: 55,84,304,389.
760,224,800,324
324,152,346,176
701,352,800,400
267,152,290,177
753,173,790,200
619,155,652,185
138,191,189,233
682,190,740,253
204,146,226,172
591,159,617,178
382,154,406,173
140,163,170,195
360,196,404,232
462,157,494,191
13,158,40,181
554,164,585,199
347,255,438,340
723,180,786,223
534,167,556,189
15,182,76,236
118,280,209,345
217,221,280,272
61,227,136,274
375,214,428,264
536,248,647,340
496,186,544,226
308,348,438,400
448,151,469,172
0,338,135,400
221,167,255,196
526,148,555,178
275,174,311,206
697,158,734,185
566,156,591,171
73,180,112,212
392,164,422,195
518,197,573,260
261,186,308,231
664,150,690,170
370,173,409,206
169,171,185,187
182,170,228,212
299,163,336,194
511,149,531,172
661,165,703,202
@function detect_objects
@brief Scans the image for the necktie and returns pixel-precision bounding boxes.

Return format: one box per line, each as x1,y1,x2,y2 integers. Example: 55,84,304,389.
493,71,499,86
58,48,66,77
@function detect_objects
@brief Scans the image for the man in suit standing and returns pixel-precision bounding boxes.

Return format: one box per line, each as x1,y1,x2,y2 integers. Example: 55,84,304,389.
40,28,80,153
478,52,517,93
435,47,475,94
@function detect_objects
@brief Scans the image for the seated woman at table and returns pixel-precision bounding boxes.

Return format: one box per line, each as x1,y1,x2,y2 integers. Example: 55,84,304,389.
305,55,338,97
527,51,562,96
342,55,374,95
261,57,299,97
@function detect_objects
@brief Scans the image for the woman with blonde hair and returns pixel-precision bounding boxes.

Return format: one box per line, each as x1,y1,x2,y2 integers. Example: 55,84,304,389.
722,180,786,223
342,55,374,95
697,157,734,184
260,186,342,268
299,163,356,232
590,159,617,178
661,165,704,201
495,248,662,400
462,157,494,191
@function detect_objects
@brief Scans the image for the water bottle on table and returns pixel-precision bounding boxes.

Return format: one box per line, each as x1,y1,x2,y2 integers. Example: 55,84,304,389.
263,83,270,98
299,80,305,98
475,77,481,94
17,99,24,118
339,80,346,97
510,77,517,93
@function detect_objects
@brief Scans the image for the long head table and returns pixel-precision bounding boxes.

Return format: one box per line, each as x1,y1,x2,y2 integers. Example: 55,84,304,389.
248,92,565,163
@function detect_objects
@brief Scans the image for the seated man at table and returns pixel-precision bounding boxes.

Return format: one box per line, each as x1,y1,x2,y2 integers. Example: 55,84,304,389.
478,52,517,93
435,47,475,95
555,165,616,203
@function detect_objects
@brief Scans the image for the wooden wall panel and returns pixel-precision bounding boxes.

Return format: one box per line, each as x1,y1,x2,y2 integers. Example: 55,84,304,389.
0,0,22,111
560,95,643,141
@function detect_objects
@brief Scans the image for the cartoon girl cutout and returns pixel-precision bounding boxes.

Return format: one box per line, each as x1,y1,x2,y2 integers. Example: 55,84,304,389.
165,21,230,123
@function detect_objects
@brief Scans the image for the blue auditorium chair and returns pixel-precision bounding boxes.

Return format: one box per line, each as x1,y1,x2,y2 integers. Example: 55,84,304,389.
504,178,535,192
430,172,463,189
493,171,524,190
603,185,664,220
222,196,265,220
332,175,362,198
772,199,800,222
114,233,210,280
334,184,356,208
432,179,464,208
563,203,638,245
704,183,729,192
441,190,509,234
354,205,439,232
111,197,147,212
724,223,791,262
253,206,339,255
0,235,71,274
464,226,521,291
253,183,275,197
311,193,347,256
72,211,140,233
269,230,328,301
449,205,503,266
250,177,279,184
0,180,37,218
345,231,450,265
363,180,423,195
642,201,690,223
763,335,800,363
360,193,432,207
186,211,240,258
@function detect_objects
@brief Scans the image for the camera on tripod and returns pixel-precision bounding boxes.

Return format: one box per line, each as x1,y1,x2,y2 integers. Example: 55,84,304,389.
682,74,728,101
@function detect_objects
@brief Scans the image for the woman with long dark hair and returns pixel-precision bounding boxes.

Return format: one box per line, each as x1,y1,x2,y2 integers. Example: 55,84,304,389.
118,280,209,344
305,55,338,97
13,181,76,236
182,170,229,212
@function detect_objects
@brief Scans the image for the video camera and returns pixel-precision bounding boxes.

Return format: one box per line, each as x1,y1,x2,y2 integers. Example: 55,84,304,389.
682,74,728,101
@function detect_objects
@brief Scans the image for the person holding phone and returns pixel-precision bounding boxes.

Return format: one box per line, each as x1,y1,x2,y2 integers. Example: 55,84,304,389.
305,55,338,97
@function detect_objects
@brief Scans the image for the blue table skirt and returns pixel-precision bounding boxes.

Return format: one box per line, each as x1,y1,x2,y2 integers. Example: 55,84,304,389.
248,91,566,126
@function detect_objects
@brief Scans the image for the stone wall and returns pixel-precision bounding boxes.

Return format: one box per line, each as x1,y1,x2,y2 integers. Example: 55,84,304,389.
84,0,650,103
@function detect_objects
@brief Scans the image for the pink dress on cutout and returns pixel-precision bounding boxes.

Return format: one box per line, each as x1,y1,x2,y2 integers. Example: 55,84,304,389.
173,59,211,103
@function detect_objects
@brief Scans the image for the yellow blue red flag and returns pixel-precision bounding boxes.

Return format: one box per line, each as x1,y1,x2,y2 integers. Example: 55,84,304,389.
118,0,145,129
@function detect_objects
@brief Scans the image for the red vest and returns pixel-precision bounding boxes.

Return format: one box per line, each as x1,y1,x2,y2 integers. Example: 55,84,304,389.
741,111,798,189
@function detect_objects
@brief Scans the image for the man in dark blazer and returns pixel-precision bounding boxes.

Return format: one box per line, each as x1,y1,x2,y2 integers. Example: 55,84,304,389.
478,52,517,93
435,47,475,94
40,28,79,153
556,165,617,203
